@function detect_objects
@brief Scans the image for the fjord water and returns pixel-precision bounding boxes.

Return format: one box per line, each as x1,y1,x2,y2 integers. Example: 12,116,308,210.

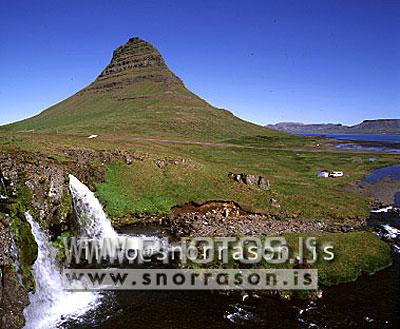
299,133,400,153
24,176,400,328
360,164,400,185
298,133,400,144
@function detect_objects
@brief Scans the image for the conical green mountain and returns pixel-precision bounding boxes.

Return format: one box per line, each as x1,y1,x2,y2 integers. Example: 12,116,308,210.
3,37,277,140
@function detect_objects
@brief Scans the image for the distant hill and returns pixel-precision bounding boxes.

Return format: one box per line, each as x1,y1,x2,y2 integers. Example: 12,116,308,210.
266,119,400,134
2,37,278,141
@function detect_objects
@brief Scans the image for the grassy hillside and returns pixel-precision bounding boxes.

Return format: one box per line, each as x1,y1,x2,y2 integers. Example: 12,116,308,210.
1,37,278,141
95,141,398,220
1,131,399,221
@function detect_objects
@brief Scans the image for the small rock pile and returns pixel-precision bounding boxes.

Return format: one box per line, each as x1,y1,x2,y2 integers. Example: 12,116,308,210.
154,158,191,169
228,172,270,190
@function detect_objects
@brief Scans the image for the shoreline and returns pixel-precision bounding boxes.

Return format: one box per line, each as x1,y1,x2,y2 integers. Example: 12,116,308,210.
344,178,400,207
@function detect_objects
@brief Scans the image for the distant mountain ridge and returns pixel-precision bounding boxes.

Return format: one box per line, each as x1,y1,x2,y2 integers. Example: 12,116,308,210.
266,119,400,134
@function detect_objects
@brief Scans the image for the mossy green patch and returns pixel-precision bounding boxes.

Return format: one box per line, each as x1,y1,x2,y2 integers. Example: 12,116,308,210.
95,160,272,218
53,231,73,264
8,205,37,291
260,231,392,286
59,190,74,226
6,180,39,291
182,231,392,289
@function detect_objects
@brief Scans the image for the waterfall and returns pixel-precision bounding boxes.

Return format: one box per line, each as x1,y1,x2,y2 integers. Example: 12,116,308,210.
0,177,7,195
69,174,167,256
23,175,167,328
69,174,118,239
23,212,101,329
0,176,8,201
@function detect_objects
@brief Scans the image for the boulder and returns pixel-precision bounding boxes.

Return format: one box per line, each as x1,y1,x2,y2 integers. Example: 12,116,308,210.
155,159,166,169
258,176,270,190
228,172,270,190
271,198,281,208
243,174,258,186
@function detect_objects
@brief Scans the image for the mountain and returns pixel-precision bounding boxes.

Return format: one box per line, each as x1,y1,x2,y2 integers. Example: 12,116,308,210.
265,122,345,134
350,119,400,133
266,119,400,134
2,37,277,141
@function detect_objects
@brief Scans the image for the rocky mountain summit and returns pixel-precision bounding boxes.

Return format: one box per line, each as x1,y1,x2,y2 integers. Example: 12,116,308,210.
83,37,182,94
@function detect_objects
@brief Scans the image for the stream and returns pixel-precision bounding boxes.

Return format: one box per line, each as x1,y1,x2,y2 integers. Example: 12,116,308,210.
23,212,102,329
22,175,400,328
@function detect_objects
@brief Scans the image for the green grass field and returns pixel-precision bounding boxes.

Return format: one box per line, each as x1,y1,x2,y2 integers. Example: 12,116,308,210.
1,131,398,222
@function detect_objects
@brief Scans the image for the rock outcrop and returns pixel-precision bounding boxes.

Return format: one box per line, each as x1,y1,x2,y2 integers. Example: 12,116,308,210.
0,213,30,329
228,172,270,190
170,209,326,238
0,148,144,327
0,152,78,310
154,157,191,169
168,201,367,238
82,37,183,94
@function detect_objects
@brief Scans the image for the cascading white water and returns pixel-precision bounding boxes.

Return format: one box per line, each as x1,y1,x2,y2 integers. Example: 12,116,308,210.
23,212,101,329
69,174,118,239
23,175,167,328
69,174,167,255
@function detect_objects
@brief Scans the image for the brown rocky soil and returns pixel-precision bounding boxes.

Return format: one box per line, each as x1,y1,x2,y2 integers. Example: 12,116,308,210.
113,200,367,237
344,179,400,207
168,201,366,238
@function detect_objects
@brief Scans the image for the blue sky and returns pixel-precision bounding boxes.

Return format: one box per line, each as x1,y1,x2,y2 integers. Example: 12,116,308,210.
0,0,399,126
